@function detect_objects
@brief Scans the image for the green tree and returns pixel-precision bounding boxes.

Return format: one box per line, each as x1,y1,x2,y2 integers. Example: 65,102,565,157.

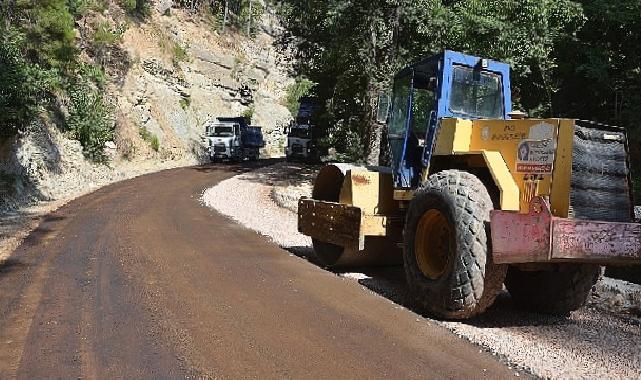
284,76,314,115
0,24,53,138
446,0,584,116
278,0,585,163
553,0,641,133
15,0,78,72
278,0,406,163
66,76,114,162
121,0,151,17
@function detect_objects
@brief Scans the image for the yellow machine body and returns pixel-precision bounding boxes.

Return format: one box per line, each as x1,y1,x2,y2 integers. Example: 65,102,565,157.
298,164,402,266
298,117,637,266
427,117,576,216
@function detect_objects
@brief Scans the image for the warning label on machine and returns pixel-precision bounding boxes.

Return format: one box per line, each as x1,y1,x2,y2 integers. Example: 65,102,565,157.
516,139,555,174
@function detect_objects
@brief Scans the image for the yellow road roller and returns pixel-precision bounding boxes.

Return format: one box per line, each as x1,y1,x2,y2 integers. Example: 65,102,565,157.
298,50,640,319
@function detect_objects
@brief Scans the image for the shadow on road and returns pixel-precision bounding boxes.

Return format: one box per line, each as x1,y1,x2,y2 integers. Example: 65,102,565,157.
193,159,319,190
0,258,29,275
191,158,284,175
284,245,641,330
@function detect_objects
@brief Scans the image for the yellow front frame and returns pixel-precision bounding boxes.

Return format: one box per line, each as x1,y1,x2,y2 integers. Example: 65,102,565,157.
400,117,576,216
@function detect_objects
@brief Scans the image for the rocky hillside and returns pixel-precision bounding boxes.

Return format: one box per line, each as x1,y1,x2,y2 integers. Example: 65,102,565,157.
115,4,292,159
0,1,293,212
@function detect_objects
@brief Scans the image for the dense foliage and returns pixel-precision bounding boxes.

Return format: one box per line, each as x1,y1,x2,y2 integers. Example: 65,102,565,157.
66,74,114,162
284,76,314,115
0,0,119,161
0,24,53,138
276,0,641,169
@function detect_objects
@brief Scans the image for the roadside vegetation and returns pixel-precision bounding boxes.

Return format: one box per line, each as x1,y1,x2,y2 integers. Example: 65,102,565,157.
284,76,314,116
0,0,115,161
139,126,160,152
242,105,255,124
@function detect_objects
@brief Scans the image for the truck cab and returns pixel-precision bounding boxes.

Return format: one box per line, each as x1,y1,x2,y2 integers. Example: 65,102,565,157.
286,97,324,163
286,124,314,161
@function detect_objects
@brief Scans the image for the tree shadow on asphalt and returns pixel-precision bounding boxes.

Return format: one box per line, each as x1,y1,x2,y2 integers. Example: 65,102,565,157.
22,226,56,247
0,258,29,275
192,159,319,189
238,162,320,188
191,158,284,175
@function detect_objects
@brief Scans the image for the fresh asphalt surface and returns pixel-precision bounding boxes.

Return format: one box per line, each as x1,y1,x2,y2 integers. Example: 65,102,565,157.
0,161,515,379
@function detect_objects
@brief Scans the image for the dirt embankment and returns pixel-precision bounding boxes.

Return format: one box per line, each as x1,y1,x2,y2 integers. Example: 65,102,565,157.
201,162,641,379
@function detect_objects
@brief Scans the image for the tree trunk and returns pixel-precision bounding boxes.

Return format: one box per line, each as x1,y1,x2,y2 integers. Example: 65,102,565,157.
363,3,400,166
222,0,229,32
246,0,252,36
364,85,383,165
4,0,16,29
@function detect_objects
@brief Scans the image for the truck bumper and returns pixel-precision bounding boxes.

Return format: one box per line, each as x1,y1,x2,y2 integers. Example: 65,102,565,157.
491,197,641,265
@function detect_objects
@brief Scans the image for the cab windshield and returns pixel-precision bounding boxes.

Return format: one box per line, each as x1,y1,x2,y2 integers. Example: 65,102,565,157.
449,65,503,119
211,125,235,137
289,127,311,139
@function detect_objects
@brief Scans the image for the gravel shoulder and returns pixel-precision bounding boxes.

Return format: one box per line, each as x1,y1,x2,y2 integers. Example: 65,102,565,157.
202,162,641,379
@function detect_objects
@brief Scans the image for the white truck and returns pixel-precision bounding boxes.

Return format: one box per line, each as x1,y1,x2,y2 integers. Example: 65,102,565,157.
205,117,264,162
285,124,314,161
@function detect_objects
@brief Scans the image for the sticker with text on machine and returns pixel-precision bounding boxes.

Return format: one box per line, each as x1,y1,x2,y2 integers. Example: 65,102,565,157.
516,139,555,174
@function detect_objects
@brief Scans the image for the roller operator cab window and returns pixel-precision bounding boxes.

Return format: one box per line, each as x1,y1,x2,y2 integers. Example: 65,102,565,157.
449,65,504,119
411,83,437,136
388,74,412,136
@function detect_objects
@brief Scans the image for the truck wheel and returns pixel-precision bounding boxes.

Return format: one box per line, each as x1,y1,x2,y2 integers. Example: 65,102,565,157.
505,264,600,315
403,170,506,319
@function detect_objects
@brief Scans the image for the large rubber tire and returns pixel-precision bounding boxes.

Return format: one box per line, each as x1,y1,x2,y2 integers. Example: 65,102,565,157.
403,170,507,319
505,264,600,315
570,124,632,222
506,124,627,310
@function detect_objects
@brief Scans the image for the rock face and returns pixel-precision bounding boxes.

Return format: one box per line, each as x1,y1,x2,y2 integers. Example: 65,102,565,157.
118,7,292,160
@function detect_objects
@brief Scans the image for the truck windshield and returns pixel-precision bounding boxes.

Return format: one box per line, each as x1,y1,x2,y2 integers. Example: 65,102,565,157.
289,127,311,139
449,66,503,119
212,126,235,137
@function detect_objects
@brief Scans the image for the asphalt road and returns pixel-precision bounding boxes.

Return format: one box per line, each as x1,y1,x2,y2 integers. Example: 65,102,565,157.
0,162,515,379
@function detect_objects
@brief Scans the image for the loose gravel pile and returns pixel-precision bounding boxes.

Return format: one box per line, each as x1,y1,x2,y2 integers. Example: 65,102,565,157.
202,163,641,379
201,163,311,248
